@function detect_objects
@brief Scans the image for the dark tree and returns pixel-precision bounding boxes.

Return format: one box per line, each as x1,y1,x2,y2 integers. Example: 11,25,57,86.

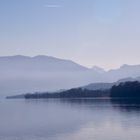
24,88,110,99
110,81,140,98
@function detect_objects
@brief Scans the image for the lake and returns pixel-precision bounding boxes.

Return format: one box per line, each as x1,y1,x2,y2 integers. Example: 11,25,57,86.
0,98,140,140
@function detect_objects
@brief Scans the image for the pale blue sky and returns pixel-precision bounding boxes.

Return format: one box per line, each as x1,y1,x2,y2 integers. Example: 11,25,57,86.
0,0,140,69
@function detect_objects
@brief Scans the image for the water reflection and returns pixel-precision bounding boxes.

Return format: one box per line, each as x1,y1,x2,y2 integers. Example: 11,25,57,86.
1,98,140,140
25,98,140,115
111,99,140,112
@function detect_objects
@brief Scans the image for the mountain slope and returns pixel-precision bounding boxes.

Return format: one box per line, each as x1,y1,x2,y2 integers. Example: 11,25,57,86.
0,55,89,72
0,55,100,96
83,77,140,91
1,55,140,96
105,64,140,81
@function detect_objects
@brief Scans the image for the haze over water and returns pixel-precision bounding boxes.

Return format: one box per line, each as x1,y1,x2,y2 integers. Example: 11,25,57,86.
0,98,140,140
1,0,140,139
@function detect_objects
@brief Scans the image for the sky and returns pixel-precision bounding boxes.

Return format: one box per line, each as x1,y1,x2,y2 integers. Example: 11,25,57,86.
0,0,140,70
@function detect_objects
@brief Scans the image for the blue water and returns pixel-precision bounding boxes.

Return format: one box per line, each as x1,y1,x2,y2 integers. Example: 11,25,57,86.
0,98,140,140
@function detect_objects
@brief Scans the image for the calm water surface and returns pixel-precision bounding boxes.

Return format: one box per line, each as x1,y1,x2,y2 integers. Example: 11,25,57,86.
0,98,140,140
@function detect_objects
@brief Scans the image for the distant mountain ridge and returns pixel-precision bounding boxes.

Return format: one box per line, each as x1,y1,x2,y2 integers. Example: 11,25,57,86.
1,55,140,73
91,66,106,74
106,64,140,80
0,55,89,72
1,55,140,96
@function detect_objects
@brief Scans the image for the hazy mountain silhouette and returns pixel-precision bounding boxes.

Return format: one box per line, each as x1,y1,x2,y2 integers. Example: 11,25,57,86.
0,55,88,72
1,55,140,96
105,64,140,81
91,66,106,74
0,55,100,96
82,77,140,91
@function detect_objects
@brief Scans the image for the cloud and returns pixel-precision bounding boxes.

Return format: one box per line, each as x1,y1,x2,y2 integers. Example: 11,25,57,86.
44,4,63,8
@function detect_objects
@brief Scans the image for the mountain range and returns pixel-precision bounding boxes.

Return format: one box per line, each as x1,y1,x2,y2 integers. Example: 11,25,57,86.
1,55,140,96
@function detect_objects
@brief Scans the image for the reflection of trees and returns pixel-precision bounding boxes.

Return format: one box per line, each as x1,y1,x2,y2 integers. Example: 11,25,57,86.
111,99,140,112
59,98,110,104
60,98,140,113
110,81,140,112
25,98,140,130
